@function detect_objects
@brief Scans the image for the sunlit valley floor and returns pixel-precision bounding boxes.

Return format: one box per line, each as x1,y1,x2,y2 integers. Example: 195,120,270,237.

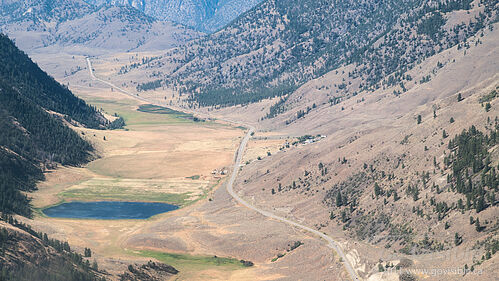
16,53,347,280
1,2,497,279
24,21,499,278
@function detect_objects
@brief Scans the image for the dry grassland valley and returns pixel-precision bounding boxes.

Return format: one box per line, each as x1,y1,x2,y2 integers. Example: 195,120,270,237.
0,0,498,280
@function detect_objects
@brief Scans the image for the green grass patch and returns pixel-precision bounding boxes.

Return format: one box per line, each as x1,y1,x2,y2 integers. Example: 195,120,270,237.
59,187,191,206
32,206,50,218
130,250,251,272
85,98,196,127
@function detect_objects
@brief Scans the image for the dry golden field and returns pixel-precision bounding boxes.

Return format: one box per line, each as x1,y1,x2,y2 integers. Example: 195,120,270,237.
25,21,498,281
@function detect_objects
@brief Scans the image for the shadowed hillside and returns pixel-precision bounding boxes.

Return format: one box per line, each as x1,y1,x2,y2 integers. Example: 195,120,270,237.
0,34,180,281
0,216,179,281
0,34,106,216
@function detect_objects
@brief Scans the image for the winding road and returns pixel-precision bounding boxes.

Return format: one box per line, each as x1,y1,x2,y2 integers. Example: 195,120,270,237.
226,125,360,281
86,57,361,281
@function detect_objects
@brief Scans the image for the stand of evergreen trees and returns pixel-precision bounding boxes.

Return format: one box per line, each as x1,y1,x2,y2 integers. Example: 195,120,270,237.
0,34,105,128
107,116,126,130
0,34,107,217
0,79,95,217
445,125,498,213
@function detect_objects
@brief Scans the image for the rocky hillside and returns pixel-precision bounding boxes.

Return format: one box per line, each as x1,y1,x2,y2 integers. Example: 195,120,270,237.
0,0,202,53
229,16,499,279
122,0,497,107
84,0,263,32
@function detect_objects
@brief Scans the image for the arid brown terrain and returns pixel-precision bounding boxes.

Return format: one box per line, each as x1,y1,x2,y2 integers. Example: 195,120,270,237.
1,1,498,280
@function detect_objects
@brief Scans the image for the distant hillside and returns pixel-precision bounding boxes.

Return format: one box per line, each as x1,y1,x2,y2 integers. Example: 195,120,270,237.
84,0,263,32
0,34,106,216
0,0,202,53
126,0,497,107
0,0,94,23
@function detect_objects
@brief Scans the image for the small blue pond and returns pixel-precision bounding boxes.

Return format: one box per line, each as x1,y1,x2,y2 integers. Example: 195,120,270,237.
43,201,179,220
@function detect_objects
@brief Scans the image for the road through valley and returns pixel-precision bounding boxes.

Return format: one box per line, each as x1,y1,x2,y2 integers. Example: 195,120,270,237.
86,57,360,280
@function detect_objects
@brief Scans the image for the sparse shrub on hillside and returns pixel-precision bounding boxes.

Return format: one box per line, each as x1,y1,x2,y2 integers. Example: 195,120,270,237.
398,258,413,268
485,102,491,112
378,263,385,272
454,233,463,246
399,272,417,281
374,182,383,198
240,260,254,267
84,248,92,257
475,218,483,232
479,88,498,103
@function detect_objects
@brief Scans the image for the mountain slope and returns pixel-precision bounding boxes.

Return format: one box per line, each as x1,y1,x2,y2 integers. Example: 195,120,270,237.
84,0,263,32
124,0,497,107
0,34,106,216
54,4,201,52
0,218,179,281
0,34,105,128
200,0,263,32
0,0,202,53
0,219,104,281
229,20,499,279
